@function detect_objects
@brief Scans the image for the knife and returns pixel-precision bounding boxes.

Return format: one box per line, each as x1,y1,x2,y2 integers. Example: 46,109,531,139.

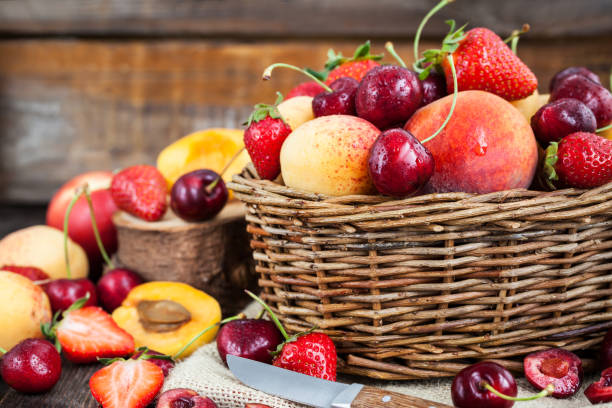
227,355,453,408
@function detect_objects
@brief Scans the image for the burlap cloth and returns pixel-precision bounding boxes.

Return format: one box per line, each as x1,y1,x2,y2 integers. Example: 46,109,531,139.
163,302,610,407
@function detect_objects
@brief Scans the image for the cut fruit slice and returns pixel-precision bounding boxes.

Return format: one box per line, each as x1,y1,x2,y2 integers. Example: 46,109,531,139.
524,348,582,398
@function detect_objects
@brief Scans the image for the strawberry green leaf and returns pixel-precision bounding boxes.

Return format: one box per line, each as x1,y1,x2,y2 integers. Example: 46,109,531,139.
97,357,126,366
244,95,286,127
544,142,559,181
353,41,371,59
304,67,328,81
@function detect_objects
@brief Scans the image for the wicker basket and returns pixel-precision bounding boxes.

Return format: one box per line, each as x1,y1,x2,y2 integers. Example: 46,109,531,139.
228,164,612,380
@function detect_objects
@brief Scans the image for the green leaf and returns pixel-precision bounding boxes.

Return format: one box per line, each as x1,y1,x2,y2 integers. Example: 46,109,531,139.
274,92,284,106
304,67,328,81
353,41,371,59
544,142,560,181
97,357,126,366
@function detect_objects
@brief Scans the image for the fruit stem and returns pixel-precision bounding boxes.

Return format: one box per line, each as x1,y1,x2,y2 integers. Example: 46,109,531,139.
503,24,530,54
206,146,246,193
172,313,246,360
482,381,554,401
245,290,290,341
384,42,407,68
413,0,454,66
422,54,458,144
0,347,6,354
82,184,115,269
63,188,84,279
596,123,612,133
262,63,333,92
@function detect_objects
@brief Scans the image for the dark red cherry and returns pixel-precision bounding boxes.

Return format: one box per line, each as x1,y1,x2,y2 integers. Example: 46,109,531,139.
531,98,597,144
600,328,612,370
216,319,283,365
549,66,601,93
420,71,447,106
550,74,612,128
42,278,98,313
157,388,218,408
0,338,62,393
312,77,359,117
451,361,517,408
368,128,434,197
97,268,143,312
524,348,582,398
356,65,423,130
585,367,612,404
170,169,228,222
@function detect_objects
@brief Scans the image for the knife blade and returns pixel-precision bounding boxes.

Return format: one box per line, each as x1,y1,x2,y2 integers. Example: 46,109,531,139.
227,355,452,408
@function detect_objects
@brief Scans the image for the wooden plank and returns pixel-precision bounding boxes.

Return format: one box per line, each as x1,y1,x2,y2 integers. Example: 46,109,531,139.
0,204,46,236
0,360,98,408
0,38,611,203
0,0,610,39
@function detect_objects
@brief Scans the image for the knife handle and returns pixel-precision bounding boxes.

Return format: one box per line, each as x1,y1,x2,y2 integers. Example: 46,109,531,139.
350,386,453,408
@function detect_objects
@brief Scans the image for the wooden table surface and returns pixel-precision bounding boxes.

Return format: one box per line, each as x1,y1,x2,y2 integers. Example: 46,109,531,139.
0,359,100,408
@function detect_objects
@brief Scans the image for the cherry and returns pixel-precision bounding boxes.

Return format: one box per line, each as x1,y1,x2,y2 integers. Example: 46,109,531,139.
131,348,174,377
287,81,325,99
170,169,228,222
524,348,582,398
600,328,612,369
0,338,62,393
368,128,434,197
312,77,359,117
452,362,518,408
549,66,601,93
355,65,423,129
42,278,97,313
216,318,283,365
531,98,597,144
157,388,218,408
97,268,143,312
550,74,612,128
420,71,447,106
585,367,612,404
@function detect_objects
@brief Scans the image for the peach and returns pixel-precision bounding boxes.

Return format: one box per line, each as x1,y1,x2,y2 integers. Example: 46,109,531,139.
277,96,314,130
0,225,88,279
405,90,538,193
0,271,52,350
280,115,380,196
511,91,550,122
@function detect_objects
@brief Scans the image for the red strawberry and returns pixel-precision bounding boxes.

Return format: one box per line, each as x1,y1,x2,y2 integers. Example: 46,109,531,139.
43,303,135,363
544,132,612,189
243,95,292,180
110,165,167,222
273,332,337,381
439,27,537,101
324,41,382,84
90,359,163,408
287,81,325,99
1,265,49,281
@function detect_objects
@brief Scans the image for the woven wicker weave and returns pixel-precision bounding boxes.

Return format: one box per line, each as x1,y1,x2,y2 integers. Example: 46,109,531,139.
228,164,612,380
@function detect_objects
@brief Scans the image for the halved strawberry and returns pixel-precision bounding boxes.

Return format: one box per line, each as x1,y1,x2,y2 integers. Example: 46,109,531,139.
43,300,134,363
1,265,49,281
90,359,163,408
110,165,168,222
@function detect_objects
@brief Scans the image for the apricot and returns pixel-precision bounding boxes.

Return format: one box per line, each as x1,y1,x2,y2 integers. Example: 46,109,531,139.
405,90,538,193
0,225,88,279
0,271,52,350
157,128,249,189
277,96,314,130
112,282,221,357
280,115,380,196
511,91,550,122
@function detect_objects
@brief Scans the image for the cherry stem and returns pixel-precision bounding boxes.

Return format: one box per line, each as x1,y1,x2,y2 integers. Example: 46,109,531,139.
63,188,85,279
172,313,246,360
262,63,333,92
0,347,6,355
245,290,290,341
422,54,457,144
504,24,530,54
82,184,115,269
482,381,554,401
596,123,612,133
413,0,454,66
385,42,407,68
206,146,246,193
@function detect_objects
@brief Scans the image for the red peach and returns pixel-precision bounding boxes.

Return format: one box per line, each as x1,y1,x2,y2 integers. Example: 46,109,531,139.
405,90,538,193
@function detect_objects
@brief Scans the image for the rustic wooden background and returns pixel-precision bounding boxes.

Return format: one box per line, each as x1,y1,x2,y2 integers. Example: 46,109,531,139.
0,0,611,227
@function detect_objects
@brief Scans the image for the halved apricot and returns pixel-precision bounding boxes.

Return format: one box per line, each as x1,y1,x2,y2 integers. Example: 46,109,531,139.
111,281,221,357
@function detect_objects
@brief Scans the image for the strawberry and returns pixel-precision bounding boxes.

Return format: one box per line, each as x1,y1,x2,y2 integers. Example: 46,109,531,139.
246,291,337,381
323,41,382,84
287,81,325,99
243,94,292,180
110,165,167,222
273,332,337,381
90,359,164,408
544,132,612,189
1,265,49,281
42,298,135,363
